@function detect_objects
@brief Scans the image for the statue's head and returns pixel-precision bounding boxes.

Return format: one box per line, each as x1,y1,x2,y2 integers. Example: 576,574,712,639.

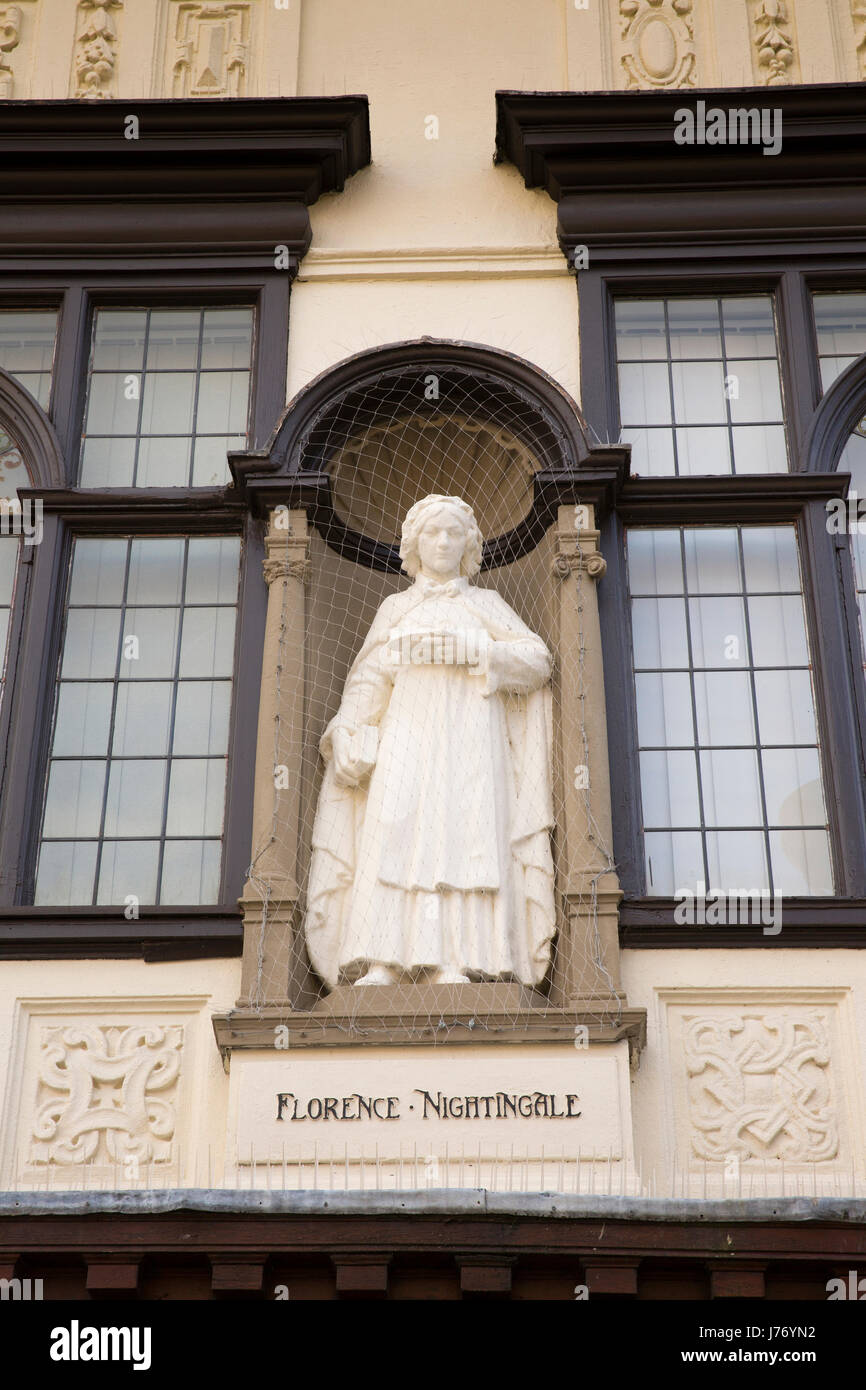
399,494,483,580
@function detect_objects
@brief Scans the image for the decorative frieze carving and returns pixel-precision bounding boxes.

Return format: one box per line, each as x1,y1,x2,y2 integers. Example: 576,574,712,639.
171,2,251,98
618,0,696,89
852,2,866,78
748,0,799,85
30,1024,183,1166
73,0,124,99
683,1011,838,1163
0,4,21,99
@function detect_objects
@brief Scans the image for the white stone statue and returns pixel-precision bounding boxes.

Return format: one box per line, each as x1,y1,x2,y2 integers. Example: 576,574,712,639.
304,494,556,989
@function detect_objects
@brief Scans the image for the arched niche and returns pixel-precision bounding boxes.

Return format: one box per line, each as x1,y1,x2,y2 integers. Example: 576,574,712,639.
0,367,65,500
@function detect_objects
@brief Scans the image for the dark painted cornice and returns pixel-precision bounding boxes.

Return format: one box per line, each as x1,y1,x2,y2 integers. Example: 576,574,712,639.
495,84,866,259
0,96,371,261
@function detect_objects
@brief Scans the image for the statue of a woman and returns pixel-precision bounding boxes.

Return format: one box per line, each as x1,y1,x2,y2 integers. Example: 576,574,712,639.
304,494,556,988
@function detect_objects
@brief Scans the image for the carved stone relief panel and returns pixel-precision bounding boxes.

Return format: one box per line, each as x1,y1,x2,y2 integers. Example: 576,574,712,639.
169,2,252,98
662,991,864,1182
0,2,38,99
72,0,124,98
747,0,800,84
1,999,210,1187
617,0,697,89
31,1024,183,1166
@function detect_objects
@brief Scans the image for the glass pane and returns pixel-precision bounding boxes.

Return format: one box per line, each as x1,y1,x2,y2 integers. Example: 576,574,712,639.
761,747,825,826
185,536,241,604
196,371,249,435
742,525,800,591
627,529,682,594
635,672,693,747
632,597,689,668
700,749,763,825
621,427,675,477
618,362,672,426
639,749,700,826
42,760,105,837
190,434,239,487
813,292,866,357
769,828,833,894
693,671,755,746
85,373,141,434
103,759,166,836
91,310,147,370
747,595,809,667
684,529,741,594
722,296,777,357
160,839,221,904
173,681,231,755
705,831,769,892
731,424,788,474
644,830,704,896
754,669,817,745
201,308,253,368
0,310,57,371
140,372,196,434
819,357,856,392
136,438,192,487
69,538,127,605
0,536,19,594
127,538,185,606
727,360,783,423
121,609,180,678
52,683,113,756
166,758,226,837
112,682,174,756
671,361,727,425
179,607,236,678
675,427,731,476
34,842,98,906
616,300,668,360
97,840,160,905
145,310,201,369
60,610,121,679
688,596,747,667
79,438,136,488
667,299,722,359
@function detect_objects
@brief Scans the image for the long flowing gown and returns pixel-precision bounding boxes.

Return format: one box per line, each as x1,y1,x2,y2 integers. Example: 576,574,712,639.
304,573,556,987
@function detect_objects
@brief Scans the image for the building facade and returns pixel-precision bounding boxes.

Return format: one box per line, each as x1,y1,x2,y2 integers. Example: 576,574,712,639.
1,0,866,1300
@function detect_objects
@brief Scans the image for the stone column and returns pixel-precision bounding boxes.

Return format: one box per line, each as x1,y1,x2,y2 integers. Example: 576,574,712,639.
550,503,624,1009
238,508,310,1007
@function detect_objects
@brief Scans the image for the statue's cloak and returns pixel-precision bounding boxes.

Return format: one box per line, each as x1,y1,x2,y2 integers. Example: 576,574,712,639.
304,576,556,988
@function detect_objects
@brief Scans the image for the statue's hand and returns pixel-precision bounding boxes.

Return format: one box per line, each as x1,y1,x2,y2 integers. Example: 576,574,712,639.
331,726,374,788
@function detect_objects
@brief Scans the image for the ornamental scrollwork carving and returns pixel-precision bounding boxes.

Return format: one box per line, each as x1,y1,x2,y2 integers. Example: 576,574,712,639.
262,556,311,587
171,3,251,99
618,0,696,90
73,0,123,99
749,0,799,86
683,1012,838,1163
30,1024,183,1166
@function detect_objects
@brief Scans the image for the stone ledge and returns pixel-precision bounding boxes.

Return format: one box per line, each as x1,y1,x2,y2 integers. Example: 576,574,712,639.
212,992,647,1067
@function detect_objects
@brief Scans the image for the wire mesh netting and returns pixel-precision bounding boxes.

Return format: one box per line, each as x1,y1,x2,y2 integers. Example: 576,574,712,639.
243,362,622,1039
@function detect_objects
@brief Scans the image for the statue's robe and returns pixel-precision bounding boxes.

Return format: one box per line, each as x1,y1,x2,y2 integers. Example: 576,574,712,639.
304,573,556,988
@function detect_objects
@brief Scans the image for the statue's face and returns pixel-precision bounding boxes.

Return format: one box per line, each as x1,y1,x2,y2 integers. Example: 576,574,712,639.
416,507,468,579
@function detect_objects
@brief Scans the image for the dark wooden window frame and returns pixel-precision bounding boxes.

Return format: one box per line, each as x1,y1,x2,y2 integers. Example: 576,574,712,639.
583,265,866,933
0,270,285,947
495,84,866,938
